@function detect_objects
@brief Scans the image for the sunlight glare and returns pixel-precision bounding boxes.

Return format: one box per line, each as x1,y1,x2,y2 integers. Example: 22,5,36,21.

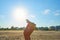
12,7,28,21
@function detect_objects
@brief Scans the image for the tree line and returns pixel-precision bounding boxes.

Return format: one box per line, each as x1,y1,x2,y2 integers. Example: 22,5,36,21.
0,25,60,31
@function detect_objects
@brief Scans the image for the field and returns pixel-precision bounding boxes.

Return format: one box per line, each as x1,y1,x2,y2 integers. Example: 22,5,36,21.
0,30,60,40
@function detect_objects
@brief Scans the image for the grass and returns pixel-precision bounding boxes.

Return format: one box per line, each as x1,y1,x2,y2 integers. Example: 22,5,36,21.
0,30,60,40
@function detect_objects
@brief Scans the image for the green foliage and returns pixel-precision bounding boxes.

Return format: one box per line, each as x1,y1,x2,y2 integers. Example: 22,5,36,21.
0,25,60,31
49,26,55,31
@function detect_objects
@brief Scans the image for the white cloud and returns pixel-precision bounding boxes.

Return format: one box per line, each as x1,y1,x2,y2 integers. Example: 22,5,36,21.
54,10,60,16
54,13,60,16
43,9,51,15
42,9,60,16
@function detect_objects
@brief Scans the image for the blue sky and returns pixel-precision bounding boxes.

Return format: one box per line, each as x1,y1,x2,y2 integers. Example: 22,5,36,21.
0,0,60,28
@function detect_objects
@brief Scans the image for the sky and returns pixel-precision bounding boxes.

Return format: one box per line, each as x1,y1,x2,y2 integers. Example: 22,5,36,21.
0,0,60,28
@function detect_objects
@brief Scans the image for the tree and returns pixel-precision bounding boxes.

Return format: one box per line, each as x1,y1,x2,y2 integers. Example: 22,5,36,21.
39,27,44,30
35,27,38,30
11,26,15,30
44,27,49,31
56,25,60,31
49,26,55,30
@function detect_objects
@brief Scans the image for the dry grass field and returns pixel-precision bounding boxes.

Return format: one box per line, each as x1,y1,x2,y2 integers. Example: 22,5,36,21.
0,30,60,40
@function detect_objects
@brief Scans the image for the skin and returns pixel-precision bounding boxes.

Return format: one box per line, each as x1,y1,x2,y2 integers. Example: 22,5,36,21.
24,19,36,40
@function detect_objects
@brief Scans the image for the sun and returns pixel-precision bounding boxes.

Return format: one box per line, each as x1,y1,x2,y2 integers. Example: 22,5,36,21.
12,7,28,21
